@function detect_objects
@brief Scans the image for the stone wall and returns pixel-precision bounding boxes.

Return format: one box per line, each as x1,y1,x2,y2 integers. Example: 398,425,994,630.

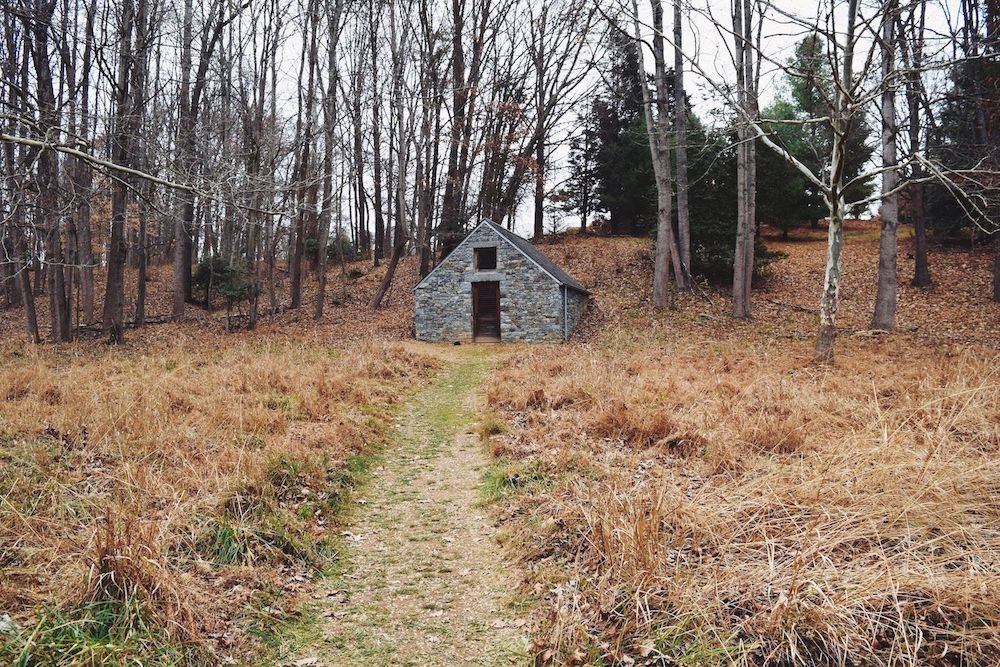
565,288,589,339
415,223,582,343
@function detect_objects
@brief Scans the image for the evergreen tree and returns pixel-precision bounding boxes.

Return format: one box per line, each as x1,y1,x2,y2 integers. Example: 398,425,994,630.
560,119,599,232
560,23,787,281
589,29,657,234
685,118,784,279
758,36,875,233
925,55,999,238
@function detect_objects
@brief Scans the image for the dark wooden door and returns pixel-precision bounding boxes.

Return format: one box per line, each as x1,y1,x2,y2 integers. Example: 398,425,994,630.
472,281,500,341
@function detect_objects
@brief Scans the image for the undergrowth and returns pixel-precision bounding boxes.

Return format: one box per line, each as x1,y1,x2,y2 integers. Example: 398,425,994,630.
0,335,436,664
0,599,192,667
484,331,1000,666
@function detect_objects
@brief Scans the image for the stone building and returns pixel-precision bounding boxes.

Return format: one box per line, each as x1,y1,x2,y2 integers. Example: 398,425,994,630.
414,220,589,343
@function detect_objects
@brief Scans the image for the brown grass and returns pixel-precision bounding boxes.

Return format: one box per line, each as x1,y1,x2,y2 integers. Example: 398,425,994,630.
486,332,1000,665
0,328,436,662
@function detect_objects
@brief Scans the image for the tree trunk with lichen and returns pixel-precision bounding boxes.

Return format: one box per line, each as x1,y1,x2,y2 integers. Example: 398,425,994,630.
674,0,691,286
732,0,757,319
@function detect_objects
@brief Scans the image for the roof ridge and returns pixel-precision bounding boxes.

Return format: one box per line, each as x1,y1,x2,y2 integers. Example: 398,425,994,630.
413,219,588,294
481,220,588,293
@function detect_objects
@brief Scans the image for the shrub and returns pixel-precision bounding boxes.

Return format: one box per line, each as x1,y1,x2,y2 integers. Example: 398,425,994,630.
304,232,360,265
193,255,259,320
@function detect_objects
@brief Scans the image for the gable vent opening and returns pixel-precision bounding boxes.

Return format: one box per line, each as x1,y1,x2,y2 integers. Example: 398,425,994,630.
475,246,497,271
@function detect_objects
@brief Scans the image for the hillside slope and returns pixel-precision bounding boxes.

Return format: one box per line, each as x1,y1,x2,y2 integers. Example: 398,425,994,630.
480,227,1000,665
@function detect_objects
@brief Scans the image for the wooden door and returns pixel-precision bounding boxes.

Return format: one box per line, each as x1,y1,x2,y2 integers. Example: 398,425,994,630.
472,281,500,341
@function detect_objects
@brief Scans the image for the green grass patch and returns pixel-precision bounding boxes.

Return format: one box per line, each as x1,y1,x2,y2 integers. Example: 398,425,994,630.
324,450,379,516
652,618,756,666
197,448,380,570
197,513,320,567
0,599,194,667
480,458,551,503
263,394,297,415
477,414,507,440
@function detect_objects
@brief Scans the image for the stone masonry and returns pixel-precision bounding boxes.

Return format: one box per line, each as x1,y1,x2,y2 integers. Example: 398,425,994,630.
415,221,588,343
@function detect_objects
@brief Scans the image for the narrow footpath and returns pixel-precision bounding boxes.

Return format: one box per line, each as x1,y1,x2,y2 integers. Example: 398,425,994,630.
304,347,529,666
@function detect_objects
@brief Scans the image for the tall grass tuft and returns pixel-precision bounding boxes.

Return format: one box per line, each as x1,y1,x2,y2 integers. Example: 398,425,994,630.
485,334,1000,666
0,333,435,663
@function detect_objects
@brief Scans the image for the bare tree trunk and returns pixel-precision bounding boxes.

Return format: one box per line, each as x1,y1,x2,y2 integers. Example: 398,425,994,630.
673,0,691,286
815,206,845,360
900,1,931,288
385,99,395,260
27,0,71,341
815,0,859,362
533,12,547,240
103,0,137,344
174,0,228,316
367,6,387,265
910,178,930,287
0,231,18,309
872,1,899,330
993,252,1000,303
415,51,435,276
15,234,40,343
634,0,681,310
352,93,368,258
219,23,234,262
291,0,319,308
75,0,96,324
371,2,410,309
1,18,25,314
134,185,148,327
439,0,466,257
315,0,344,320
418,47,443,277
534,138,545,239
173,0,193,318
133,0,152,329
731,0,757,319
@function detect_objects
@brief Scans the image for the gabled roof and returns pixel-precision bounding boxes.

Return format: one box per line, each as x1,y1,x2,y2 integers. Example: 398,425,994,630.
414,219,589,294
482,220,589,293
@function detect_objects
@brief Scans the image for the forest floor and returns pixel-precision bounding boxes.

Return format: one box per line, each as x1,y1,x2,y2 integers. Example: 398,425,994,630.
294,345,530,666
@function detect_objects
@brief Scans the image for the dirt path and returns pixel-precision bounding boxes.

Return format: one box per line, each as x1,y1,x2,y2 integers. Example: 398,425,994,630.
302,347,529,666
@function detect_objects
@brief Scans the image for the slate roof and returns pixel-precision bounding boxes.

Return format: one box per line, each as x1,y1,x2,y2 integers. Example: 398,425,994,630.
480,220,589,293
414,220,590,294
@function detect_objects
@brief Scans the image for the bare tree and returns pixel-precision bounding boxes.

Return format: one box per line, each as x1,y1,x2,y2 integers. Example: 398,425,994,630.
872,0,900,330
72,0,97,324
898,0,930,288
103,0,145,343
438,0,469,257
673,0,691,286
731,0,759,319
173,0,231,318
371,0,414,308
315,0,345,319
26,0,71,341
632,0,683,309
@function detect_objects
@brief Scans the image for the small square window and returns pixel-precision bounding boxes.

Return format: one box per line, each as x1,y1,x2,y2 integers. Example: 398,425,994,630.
475,247,497,271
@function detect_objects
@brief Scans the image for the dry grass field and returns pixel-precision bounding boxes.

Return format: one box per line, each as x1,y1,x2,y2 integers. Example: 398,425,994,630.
0,328,436,664
1,223,998,666
482,225,1000,665
485,333,1000,665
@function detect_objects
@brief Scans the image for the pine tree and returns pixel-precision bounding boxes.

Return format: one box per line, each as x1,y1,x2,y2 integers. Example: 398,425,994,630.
560,119,599,231
758,36,876,234
591,29,657,234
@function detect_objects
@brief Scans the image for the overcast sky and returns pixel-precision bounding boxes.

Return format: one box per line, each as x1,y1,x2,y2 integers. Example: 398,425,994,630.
521,0,963,234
